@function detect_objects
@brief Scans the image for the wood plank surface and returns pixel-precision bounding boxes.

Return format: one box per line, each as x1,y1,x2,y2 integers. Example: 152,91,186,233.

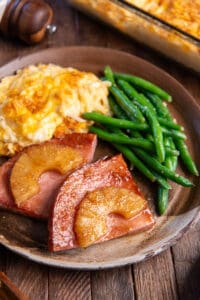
0,1,199,300
5,251,48,300
91,266,135,300
133,250,178,300
172,221,200,300
49,270,91,300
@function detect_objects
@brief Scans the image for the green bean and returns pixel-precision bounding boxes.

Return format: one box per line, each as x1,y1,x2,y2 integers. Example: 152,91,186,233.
157,137,178,215
147,110,165,162
129,134,179,156
108,96,145,138
89,126,155,151
117,79,154,112
175,138,199,176
108,95,128,120
165,147,179,156
104,66,115,85
91,125,178,158
150,171,171,189
168,138,178,171
117,79,165,163
114,144,170,189
104,69,197,214
113,144,149,180
164,138,175,171
157,188,169,215
147,93,198,175
146,93,184,131
109,85,145,122
109,92,182,151
132,148,193,187
82,112,148,130
145,133,154,142
127,131,179,160
145,92,172,117
92,126,175,192
158,117,183,131
137,132,179,156
146,92,185,136
113,144,155,182
127,132,178,156
114,72,172,102
129,130,143,138
162,127,186,139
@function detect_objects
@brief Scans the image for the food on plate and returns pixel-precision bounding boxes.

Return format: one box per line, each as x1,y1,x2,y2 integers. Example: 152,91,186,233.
0,62,198,253
0,133,97,218
0,64,110,156
83,66,198,215
75,187,147,247
48,154,155,251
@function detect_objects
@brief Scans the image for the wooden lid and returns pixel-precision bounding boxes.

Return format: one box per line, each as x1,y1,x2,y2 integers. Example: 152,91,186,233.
0,0,53,44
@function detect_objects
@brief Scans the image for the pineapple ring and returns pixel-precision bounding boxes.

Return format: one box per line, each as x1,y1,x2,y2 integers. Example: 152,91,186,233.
74,187,146,247
10,143,83,206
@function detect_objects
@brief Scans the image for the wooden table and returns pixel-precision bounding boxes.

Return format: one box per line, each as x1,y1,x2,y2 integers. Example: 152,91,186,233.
0,1,199,299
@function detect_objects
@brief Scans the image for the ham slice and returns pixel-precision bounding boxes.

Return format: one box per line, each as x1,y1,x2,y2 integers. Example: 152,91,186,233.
0,157,18,211
48,154,155,251
0,133,97,219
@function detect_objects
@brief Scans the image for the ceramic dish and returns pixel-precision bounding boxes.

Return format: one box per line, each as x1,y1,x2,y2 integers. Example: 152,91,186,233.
68,0,200,72
0,47,199,269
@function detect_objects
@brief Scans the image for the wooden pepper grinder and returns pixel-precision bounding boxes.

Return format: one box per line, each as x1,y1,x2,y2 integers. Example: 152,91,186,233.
0,0,55,44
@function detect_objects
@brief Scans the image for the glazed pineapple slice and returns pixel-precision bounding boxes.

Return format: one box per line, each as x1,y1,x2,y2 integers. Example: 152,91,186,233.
10,143,84,207
74,187,146,247
48,154,155,251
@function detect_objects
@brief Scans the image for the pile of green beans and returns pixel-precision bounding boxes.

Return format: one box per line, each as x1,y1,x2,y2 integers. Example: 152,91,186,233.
82,66,199,215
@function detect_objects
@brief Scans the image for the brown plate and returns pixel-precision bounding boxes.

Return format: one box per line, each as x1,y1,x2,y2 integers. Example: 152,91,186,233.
0,47,199,269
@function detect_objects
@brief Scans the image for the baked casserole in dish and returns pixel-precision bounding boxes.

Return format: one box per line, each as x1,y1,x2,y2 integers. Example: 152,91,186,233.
68,0,200,72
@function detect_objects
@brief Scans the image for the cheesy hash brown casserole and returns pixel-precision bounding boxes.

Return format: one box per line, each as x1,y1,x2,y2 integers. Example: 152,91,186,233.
0,64,111,156
126,0,200,39
68,0,200,71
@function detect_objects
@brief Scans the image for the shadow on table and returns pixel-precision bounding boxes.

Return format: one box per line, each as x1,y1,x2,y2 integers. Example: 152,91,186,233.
178,255,200,300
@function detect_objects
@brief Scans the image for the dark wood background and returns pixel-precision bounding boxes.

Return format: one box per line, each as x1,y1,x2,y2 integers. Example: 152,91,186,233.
0,1,200,299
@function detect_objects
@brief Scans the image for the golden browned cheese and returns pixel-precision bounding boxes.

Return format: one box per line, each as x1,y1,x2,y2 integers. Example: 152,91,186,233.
74,187,146,247
0,64,110,156
126,0,200,38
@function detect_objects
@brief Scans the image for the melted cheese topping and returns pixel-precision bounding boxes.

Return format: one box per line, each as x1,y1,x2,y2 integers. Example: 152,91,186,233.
0,64,110,156
70,0,200,72
126,0,200,38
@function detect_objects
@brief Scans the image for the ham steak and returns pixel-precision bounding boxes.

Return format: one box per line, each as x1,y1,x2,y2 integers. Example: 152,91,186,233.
48,154,155,251
0,133,97,219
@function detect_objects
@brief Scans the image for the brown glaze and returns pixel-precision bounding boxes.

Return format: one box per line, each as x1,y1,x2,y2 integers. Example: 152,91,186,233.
0,133,97,219
48,154,155,251
0,47,199,269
